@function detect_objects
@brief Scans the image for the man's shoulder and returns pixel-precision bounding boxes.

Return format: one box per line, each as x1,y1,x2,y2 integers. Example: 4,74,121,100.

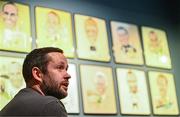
17,88,59,104
0,88,67,116
41,97,67,116
20,88,67,116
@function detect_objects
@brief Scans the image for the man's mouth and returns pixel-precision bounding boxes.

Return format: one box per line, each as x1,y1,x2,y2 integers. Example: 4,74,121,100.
61,82,69,91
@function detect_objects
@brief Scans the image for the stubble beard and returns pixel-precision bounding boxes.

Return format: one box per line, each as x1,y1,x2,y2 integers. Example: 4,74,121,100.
41,75,67,99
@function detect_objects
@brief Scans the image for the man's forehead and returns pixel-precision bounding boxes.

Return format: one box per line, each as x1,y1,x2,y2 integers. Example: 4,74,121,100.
4,4,17,11
47,52,67,63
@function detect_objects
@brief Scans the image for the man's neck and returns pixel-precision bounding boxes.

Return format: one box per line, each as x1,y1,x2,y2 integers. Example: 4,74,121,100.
29,85,45,96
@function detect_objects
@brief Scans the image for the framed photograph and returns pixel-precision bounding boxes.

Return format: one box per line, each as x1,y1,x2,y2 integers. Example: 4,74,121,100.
0,1,32,52
116,68,151,115
0,56,25,110
111,21,144,65
142,26,172,69
35,6,74,58
75,14,110,62
61,64,79,114
80,65,116,114
148,71,179,115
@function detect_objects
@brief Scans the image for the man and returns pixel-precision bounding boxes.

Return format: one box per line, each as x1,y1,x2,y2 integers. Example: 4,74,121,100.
156,74,172,109
126,70,139,109
84,18,98,51
148,30,163,55
0,1,31,51
38,11,63,48
116,26,137,56
1,1,18,29
87,72,108,104
0,47,71,116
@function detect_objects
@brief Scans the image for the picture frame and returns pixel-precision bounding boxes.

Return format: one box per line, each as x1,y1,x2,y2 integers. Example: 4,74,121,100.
116,68,151,115
61,64,79,114
111,21,144,65
0,1,32,52
75,14,110,62
142,26,172,69
80,64,117,114
0,55,25,110
148,71,179,115
35,6,74,58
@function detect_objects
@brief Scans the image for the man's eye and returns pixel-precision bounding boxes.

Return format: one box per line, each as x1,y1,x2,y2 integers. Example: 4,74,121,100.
10,13,16,16
3,12,16,16
4,11,9,15
58,66,64,70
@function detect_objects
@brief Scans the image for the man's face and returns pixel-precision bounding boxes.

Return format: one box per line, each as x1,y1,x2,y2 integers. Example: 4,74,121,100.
47,12,59,27
96,76,106,95
149,32,158,42
127,72,138,94
85,19,98,42
41,52,71,99
117,29,129,45
86,25,98,39
2,4,18,28
128,79,138,94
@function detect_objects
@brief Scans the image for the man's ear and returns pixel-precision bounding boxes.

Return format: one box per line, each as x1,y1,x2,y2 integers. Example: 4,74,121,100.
32,67,43,83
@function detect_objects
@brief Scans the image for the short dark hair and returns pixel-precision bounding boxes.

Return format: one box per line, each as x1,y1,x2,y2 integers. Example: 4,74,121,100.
22,47,63,83
117,26,129,35
2,1,16,11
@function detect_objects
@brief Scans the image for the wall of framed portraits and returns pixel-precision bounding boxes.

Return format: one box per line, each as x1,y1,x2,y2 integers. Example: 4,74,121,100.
0,0,180,116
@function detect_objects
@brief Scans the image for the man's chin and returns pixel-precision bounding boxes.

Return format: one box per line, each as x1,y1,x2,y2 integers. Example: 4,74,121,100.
55,90,68,99
44,88,67,99
56,93,67,99
60,91,68,99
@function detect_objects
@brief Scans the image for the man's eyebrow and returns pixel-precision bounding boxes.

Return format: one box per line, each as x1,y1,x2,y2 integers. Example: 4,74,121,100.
58,61,65,65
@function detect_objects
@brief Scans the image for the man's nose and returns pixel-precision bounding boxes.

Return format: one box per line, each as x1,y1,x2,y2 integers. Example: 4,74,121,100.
6,14,11,20
65,72,71,79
